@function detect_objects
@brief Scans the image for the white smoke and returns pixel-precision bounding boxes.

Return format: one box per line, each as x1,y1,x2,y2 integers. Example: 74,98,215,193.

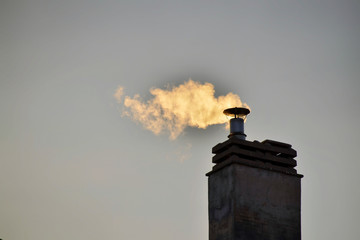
115,79,249,139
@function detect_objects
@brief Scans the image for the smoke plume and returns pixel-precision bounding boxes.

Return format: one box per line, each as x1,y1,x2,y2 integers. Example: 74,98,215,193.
115,79,249,139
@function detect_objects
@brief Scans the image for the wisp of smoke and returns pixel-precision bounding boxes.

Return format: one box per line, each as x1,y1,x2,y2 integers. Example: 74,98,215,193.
114,79,249,139
114,86,124,103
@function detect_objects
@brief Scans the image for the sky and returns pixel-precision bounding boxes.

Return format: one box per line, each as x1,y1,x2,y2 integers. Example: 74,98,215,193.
0,0,359,239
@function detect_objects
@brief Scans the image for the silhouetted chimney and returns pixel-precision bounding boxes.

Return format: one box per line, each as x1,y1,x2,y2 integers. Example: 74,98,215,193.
207,107,303,240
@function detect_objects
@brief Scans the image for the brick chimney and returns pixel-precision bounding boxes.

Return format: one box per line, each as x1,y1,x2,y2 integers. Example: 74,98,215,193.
207,108,303,240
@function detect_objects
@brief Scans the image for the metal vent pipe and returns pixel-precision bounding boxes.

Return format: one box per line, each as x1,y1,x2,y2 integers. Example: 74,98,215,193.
223,107,250,140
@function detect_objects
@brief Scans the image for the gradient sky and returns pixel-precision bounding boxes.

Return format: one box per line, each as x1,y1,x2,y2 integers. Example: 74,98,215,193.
1,1,359,239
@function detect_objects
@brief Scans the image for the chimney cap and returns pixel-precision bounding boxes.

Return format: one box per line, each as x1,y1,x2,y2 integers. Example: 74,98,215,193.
223,107,250,118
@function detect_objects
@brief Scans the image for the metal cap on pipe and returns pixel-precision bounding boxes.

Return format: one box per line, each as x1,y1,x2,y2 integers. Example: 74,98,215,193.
223,107,250,140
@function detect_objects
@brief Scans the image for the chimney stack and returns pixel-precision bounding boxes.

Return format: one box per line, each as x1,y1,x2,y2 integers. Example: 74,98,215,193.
207,108,303,240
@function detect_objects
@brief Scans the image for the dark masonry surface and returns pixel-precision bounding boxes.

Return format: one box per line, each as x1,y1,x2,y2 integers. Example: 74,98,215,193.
207,137,303,240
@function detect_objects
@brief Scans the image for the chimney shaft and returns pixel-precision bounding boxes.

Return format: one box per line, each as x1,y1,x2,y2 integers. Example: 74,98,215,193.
207,110,303,240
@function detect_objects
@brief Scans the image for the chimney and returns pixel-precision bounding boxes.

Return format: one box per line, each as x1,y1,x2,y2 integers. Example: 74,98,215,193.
207,107,303,240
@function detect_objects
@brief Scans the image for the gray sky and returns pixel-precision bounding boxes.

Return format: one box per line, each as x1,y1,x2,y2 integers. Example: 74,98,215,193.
1,0,359,239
